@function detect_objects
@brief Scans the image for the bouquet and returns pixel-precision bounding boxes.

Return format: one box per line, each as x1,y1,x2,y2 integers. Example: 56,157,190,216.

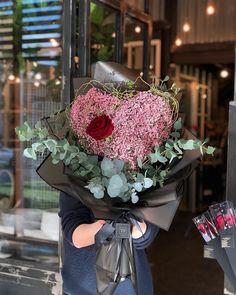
193,200,236,291
16,61,214,295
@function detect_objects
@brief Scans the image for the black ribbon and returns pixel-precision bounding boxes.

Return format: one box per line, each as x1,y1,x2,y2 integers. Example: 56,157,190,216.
95,212,142,295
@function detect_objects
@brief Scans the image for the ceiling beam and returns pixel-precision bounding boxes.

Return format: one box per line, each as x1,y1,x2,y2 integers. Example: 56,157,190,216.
171,41,235,65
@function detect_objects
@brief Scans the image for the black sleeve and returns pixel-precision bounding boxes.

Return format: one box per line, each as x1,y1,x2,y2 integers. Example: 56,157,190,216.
132,222,159,250
58,192,93,245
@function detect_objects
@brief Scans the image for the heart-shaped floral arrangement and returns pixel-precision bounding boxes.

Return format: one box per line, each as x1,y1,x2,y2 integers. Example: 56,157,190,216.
70,87,173,168
16,77,215,202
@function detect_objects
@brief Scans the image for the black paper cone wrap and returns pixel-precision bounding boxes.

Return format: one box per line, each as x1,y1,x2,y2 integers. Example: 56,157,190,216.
207,236,236,289
36,62,202,295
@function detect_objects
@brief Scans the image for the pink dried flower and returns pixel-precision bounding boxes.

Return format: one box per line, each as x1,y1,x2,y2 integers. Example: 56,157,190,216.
70,87,173,168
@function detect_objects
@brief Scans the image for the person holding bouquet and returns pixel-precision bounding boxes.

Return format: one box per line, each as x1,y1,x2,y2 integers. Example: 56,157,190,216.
15,63,215,295
59,191,159,295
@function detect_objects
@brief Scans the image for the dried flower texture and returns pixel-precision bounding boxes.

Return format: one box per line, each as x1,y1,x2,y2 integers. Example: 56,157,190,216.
70,87,173,168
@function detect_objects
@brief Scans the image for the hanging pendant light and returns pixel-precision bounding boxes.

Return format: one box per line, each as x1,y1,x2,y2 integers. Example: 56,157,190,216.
175,38,182,46
206,0,216,15
183,21,191,32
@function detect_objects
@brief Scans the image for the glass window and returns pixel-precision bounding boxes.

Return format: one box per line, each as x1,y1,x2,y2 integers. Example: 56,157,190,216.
0,0,62,252
90,2,116,63
123,16,145,76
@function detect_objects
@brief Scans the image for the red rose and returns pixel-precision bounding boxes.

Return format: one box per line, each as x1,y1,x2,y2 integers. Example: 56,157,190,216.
86,115,114,141
215,214,225,230
225,213,235,226
197,224,206,234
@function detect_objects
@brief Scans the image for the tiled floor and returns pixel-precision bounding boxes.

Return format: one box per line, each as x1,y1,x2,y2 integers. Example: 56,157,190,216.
148,211,223,295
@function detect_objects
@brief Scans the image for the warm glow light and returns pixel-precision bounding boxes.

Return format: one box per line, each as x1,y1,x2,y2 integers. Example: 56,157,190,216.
206,4,215,15
8,74,15,81
111,32,116,38
183,22,191,32
55,79,61,85
50,38,59,47
175,38,182,46
15,77,20,83
134,26,141,34
220,69,229,78
34,81,40,87
33,62,38,67
35,73,42,80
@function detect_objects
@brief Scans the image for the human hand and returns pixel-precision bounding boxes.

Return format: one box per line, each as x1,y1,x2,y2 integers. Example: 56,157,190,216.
131,221,147,239
72,220,106,248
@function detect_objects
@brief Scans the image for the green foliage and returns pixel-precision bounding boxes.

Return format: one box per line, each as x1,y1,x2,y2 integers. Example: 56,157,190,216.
15,105,215,204
90,3,115,62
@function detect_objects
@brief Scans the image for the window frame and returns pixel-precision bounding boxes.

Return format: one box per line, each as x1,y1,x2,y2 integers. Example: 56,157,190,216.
62,0,153,102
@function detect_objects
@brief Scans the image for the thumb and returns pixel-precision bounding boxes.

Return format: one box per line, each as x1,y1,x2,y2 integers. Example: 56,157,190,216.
96,220,106,226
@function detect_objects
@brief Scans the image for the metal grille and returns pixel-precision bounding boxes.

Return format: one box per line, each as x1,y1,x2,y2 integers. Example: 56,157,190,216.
22,80,61,209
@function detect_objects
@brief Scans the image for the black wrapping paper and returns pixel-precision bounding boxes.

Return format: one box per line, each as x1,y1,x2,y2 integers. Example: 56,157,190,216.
36,62,202,295
207,237,236,289
37,137,199,231
220,228,236,288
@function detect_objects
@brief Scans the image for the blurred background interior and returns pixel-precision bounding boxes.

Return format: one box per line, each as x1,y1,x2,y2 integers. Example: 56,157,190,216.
0,0,235,294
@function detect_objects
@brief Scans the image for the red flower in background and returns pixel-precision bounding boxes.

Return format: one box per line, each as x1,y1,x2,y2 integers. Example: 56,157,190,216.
86,115,114,141
197,224,206,234
225,213,235,226
215,214,225,230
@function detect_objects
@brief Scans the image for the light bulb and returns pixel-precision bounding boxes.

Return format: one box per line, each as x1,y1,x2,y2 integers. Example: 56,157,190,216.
15,77,20,83
8,74,15,81
35,73,42,80
134,26,141,34
175,38,182,46
206,4,215,15
111,32,116,38
34,81,40,87
220,69,229,78
183,22,191,32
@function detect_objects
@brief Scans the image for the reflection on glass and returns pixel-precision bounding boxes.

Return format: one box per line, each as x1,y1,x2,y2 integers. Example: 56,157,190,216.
90,2,116,63
127,0,145,11
123,17,144,76
0,0,62,246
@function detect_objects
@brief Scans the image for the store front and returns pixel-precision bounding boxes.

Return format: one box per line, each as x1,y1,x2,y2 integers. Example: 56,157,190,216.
0,0,236,294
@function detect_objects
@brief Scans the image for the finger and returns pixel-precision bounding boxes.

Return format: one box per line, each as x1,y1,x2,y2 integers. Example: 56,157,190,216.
95,220,106,226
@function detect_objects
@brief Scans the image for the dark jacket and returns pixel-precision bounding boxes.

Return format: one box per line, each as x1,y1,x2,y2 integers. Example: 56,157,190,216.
59,192,158,295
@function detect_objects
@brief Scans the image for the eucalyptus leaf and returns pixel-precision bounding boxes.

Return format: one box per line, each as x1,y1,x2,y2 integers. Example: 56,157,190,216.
143,177,153,189
137,157,143,168
206,146,216,155
23,148,37,160
170,132,180,138
174,119,182,130
131,192,139,204
133,182,143,192
156,153,168,163
93,190,104,199
181,140,195,150
113,159,124,172
32,142,45,153
136,173,144,183
44,139,58,151
101,157,113,171
149,153,158,164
